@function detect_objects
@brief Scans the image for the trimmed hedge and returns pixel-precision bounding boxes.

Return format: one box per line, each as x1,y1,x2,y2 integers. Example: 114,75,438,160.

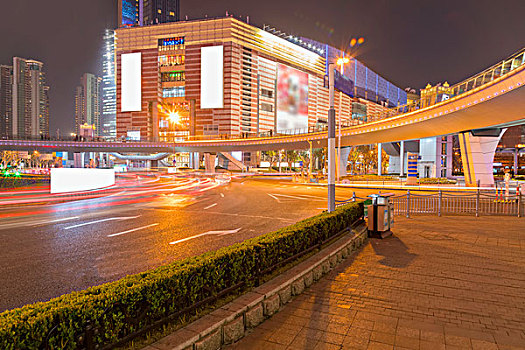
0,175,49,189
0,202,363,349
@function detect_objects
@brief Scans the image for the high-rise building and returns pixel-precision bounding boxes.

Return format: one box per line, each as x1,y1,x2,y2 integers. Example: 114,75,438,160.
118,0,140,27
12,57,49,138
102,29,117,140
142,0,180,25
118,0,180,27
0,65,13,139
75,73,102,136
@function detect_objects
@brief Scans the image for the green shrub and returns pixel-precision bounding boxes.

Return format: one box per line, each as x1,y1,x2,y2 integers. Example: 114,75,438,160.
0,175,49,188
0,202,363,349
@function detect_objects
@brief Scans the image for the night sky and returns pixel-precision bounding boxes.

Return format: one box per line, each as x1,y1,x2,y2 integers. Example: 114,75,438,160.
1,0,524,134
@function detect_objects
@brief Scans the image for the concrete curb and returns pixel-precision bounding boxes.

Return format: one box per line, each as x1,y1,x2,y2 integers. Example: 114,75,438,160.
147,225,368,350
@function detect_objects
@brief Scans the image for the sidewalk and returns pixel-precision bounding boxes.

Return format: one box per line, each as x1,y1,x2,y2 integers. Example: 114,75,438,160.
227,216,525,350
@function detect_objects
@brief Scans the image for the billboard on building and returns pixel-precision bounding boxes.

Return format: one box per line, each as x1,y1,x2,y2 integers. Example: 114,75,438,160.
200,46,224,109
276,64,308,132
121,52,142,112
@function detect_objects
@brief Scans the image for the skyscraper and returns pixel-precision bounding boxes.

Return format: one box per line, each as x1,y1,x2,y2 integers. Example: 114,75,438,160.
75,73,102,136
118,0,140,27
118,0,180,27
142,0,180,25
12,57,49,138
102,29,117,140
0,65,13,139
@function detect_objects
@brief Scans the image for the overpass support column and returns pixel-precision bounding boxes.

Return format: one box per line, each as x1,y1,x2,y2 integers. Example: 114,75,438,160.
514,149,519,176
400,141,405,177
377,143,383,176
73,153,84,168
204,153,216,174
190,152,199,170
338,146,351,178
458,129,506,187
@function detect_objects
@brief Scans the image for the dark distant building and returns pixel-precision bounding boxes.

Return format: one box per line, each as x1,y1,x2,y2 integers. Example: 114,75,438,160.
0,65,13,138
142,0,180,25
118,0,180,27
12,57,49,138
75,73,102,136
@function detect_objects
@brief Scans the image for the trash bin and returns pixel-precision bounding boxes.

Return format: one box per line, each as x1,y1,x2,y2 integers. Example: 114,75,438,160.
367,193,394,239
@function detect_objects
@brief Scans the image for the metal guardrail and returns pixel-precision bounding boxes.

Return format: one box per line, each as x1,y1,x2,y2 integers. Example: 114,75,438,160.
338,189,524,217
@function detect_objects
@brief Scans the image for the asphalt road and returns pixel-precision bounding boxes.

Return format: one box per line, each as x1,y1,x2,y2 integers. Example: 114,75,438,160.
0,174,381,312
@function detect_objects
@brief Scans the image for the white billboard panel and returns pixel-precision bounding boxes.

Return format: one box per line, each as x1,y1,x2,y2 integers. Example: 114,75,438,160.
50,168,115,194
121,52,142,112
200,46,224,109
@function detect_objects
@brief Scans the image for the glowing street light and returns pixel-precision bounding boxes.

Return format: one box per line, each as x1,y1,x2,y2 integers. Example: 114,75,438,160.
336,56,350,74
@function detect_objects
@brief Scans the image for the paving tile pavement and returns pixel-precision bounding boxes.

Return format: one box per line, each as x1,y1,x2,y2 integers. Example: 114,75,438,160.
226,216,525,350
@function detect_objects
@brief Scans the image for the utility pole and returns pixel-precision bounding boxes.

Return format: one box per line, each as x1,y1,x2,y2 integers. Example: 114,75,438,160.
328,63,336,212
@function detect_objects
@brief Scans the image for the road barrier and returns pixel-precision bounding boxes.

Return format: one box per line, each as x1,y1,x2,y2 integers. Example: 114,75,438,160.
0,202,363,350
338,189,523,218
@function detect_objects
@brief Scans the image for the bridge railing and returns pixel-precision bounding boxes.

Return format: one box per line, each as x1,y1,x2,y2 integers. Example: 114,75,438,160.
389,47,525,117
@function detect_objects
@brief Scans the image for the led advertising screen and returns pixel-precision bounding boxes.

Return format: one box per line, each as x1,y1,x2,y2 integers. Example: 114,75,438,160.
200,46,224,109
121,52,142,112
276,64,308,132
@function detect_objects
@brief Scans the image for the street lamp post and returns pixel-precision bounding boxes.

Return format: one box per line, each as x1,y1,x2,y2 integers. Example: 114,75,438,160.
328,63,336,212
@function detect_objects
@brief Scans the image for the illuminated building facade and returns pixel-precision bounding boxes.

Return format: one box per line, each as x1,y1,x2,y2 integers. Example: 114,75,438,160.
420,81,453,108
118,0,141,27
75,73,102,136
115,17,406,142
12,57,49,138
102,29,117,140
118,0,180,27
0,65,13,138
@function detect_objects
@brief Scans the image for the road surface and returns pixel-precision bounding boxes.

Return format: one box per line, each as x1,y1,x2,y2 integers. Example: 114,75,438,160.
0,173,372,312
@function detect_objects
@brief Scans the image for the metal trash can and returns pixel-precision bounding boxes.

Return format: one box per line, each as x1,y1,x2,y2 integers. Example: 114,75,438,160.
367,193,394,239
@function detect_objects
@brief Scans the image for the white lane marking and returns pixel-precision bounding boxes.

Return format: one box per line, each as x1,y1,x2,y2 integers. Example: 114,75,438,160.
292,194,327,200
204,203,218,210
169,228,241,245
107,223,159,237
64,216,141,230
30,216,80,226
220,193,225,198
269,193,325,201
267,193,281,203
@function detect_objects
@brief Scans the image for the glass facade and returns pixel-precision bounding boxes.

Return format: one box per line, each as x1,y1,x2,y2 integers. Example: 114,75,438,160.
300,37,408,107
120,0,139,27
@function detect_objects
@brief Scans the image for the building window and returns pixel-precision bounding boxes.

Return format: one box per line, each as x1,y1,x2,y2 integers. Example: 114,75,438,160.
261,88,273,98
261,103,273,113
161,71,185,82
163,86,185,98
170,11,175,16
157,9,162,13
159,55,185,66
